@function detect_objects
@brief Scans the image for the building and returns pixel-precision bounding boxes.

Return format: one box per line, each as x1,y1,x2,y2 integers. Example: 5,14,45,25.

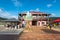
18,11,51,27
1,18,20,27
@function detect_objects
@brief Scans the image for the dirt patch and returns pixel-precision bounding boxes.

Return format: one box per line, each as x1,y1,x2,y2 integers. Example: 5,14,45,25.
19,27,60,40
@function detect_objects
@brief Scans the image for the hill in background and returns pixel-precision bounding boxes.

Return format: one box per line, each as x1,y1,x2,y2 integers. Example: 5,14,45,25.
0,17,7,21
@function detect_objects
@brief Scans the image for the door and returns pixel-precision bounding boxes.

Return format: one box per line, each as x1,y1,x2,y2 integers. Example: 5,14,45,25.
32,20,37,26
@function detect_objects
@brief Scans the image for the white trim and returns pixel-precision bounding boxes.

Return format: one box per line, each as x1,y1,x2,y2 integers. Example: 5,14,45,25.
37,21,46,26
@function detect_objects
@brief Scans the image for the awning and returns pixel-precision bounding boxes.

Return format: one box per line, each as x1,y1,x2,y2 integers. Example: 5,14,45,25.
52,18,60,23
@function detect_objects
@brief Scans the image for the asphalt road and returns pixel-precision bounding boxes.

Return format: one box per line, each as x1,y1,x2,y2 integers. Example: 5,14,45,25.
0,35,19,40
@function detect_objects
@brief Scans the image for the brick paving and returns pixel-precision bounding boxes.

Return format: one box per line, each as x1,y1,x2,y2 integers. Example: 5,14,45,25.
18,27,60,40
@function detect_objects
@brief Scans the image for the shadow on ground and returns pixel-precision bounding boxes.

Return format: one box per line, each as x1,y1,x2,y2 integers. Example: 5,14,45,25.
41,29,60,34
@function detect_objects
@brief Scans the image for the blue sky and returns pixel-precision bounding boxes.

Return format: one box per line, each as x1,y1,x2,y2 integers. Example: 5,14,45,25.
0,0,60,18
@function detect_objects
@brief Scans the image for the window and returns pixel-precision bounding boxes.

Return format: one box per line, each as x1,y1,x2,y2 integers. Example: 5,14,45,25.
42,22,45,24
41,21,46,26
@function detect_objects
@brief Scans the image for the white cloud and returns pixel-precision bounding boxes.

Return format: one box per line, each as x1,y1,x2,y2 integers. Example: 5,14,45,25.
0,8,18,19
51,13,56,17
47,0,56,8
47,4,52,8
30,9,34,11
0,9,3,12
30,8,40,12
11,16,18,19
35,8,40,11
11,0,22,7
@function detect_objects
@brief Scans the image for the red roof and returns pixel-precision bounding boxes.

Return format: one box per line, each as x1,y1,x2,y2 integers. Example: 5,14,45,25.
30,12,44,14
29,11,51,16
53,18,60,23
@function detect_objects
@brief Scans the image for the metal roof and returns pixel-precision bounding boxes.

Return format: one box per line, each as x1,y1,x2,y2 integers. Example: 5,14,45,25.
2,18,19,22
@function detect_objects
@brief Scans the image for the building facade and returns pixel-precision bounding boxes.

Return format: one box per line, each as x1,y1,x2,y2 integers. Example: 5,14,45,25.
18,11,51,27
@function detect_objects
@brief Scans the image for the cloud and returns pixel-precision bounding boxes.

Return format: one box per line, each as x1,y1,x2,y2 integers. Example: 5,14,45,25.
0,9,3,12
30,8,40,12
0,8,18,19
11,0,22,7
47,0,56,8
35,8,40,11
51,13,56,17
47,4,52,8
11,16,18,19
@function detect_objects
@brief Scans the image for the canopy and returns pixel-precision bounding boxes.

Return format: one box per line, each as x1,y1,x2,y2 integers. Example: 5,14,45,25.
53,18,60,23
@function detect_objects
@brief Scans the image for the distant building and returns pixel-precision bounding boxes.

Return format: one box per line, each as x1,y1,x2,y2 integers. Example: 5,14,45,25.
18,11,51,26
2,18,20,27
